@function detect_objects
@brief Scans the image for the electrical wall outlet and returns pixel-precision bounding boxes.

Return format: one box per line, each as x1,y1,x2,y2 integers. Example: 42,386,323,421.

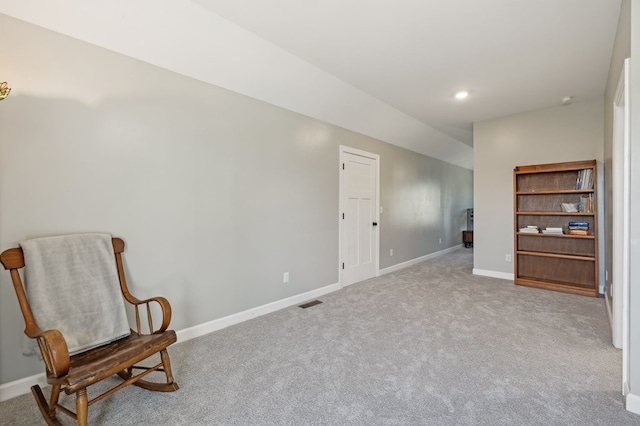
439,238,442,244
505,254,512,262
390,249,394,256
283,272,290,283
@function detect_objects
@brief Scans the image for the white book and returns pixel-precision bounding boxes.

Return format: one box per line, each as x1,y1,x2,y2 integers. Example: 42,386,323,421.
542,229,563,234
519,228,539,233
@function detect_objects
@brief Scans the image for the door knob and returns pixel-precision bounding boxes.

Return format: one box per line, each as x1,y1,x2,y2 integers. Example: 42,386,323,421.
372,222,378,226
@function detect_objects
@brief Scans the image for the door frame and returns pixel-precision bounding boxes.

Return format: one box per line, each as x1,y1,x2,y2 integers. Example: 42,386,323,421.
339,145,380,287
610,58,630,394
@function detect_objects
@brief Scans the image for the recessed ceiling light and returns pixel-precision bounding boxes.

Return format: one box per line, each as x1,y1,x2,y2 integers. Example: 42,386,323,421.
455,91,469,100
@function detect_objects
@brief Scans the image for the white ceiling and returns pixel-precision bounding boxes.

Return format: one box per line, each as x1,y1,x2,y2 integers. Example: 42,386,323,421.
193,0,621,147
0,1,622,169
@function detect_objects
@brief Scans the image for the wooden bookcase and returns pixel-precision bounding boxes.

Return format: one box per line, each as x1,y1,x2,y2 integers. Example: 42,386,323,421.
513,160,598,297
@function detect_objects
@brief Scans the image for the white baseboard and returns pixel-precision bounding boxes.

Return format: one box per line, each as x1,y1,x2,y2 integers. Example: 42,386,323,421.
605,291,613,324
176,281,341,342
472,268,514,281
626,392,640,415
379,244,464,276
0,372,47,402
0,281,342,402
605,293,622,349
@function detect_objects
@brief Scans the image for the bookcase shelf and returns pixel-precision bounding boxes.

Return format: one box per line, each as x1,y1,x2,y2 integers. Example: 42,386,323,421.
514,160,598,297
516,212,594,216
516,189,596,195
515,250,595,262
516,232,595,239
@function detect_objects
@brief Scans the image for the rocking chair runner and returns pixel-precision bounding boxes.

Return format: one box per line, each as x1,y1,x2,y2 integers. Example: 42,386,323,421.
0,236,179,426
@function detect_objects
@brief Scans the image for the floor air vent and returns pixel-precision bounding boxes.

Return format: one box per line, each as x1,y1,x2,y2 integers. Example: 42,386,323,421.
298,300,323,309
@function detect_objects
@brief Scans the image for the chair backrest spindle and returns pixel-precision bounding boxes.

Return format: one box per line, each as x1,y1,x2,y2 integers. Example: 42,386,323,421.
147,303,154,334
135,306,142,334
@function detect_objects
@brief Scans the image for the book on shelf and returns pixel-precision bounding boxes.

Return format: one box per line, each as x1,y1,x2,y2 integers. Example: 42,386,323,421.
519,227,539,233
576,169,594,190
568,229,589,235
542,227,563,234
568,221,589,231
568,221,589,227
579,194,594,213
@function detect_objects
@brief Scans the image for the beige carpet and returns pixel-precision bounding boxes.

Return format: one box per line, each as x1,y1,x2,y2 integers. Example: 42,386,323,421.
2,248,639,425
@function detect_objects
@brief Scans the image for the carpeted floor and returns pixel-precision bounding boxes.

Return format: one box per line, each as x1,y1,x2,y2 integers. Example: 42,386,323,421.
2,248,639,425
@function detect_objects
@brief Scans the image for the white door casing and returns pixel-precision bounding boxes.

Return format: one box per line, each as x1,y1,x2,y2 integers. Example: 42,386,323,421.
611,58,630,394
340,146,379,286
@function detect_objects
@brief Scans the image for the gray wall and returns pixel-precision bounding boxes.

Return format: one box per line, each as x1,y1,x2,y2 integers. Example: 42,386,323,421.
473,100,604,275
0,15,472,384
603,0,631,303
628,0,640,403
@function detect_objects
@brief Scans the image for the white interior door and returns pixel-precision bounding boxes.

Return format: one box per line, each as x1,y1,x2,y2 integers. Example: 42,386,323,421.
340,147,379,286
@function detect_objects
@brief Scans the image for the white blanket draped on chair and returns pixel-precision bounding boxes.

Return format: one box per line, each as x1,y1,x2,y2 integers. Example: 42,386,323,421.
20,233,130,355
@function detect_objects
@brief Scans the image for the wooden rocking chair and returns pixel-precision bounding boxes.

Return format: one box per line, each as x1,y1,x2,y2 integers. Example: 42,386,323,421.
0,236,179,425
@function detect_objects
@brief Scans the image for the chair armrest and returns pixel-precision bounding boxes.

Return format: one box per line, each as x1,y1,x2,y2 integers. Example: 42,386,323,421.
32,329,70,379
126,296,172,334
